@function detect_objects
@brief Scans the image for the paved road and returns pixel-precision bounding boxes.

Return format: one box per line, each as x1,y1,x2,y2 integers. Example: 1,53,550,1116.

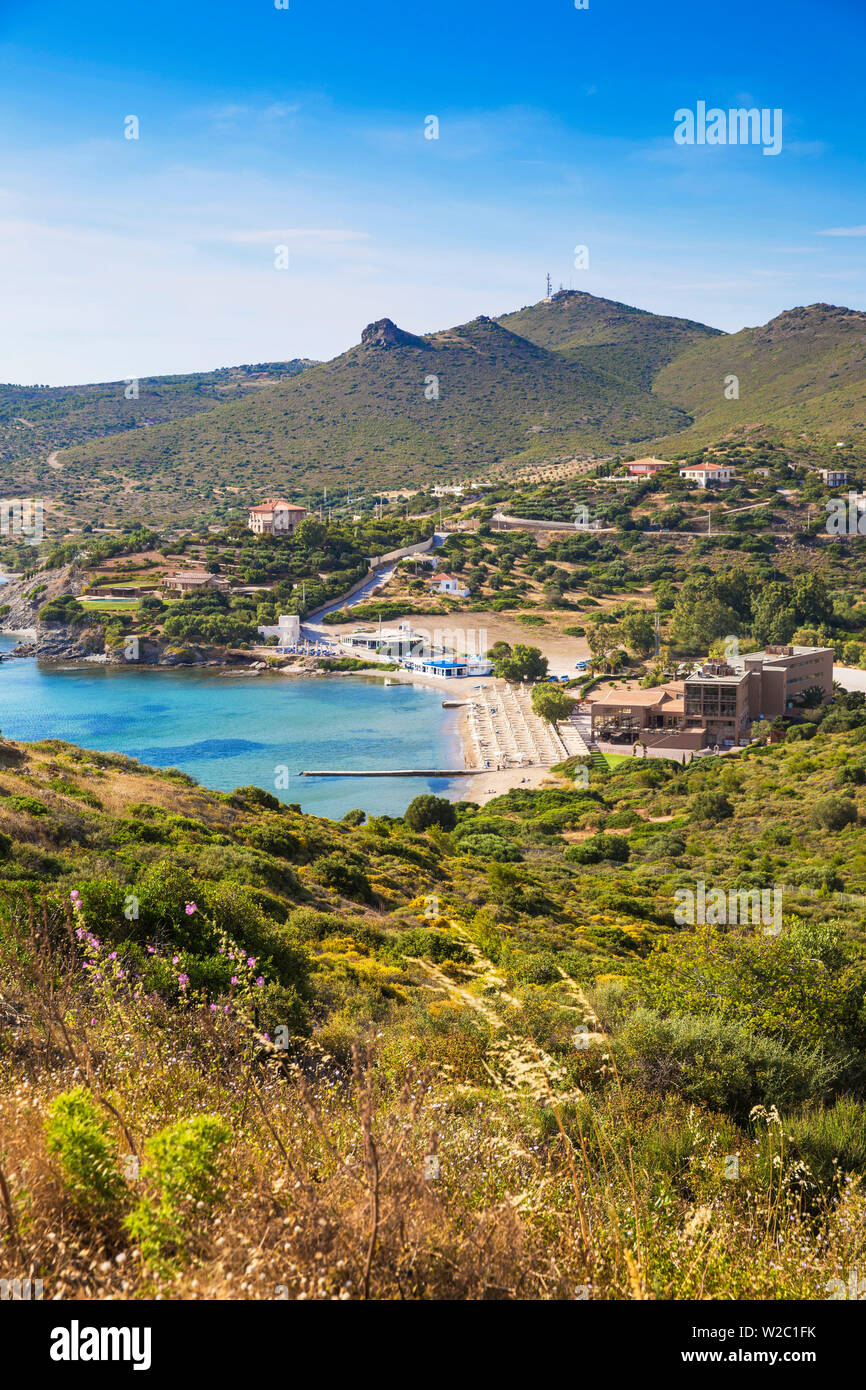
302,531,449,643
834,665,866,692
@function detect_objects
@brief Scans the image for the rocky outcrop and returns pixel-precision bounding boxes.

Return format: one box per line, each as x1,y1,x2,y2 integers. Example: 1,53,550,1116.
0,563,85,631
360,318,427,351
7,626,258,668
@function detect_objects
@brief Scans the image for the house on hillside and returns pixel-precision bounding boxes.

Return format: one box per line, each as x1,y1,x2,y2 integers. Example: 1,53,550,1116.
679,464,736,489
248,499,308,536
163,572,230,594
427,573,470,598
819,468,848,487
627,458,670,477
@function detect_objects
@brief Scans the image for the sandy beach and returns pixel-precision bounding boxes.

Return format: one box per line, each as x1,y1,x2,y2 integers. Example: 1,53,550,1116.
248,653,580,806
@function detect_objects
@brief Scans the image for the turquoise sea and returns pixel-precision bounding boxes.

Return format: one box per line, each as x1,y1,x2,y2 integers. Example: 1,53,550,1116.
0,633,465,819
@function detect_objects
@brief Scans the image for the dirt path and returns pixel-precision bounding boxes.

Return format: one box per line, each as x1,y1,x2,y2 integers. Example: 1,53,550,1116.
47,451,62,470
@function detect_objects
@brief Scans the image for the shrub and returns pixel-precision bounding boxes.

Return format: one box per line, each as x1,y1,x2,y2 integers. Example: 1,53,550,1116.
564,833,629,864
125,1115,231,1272
614,1009,844,1121
640,833,686,860
690,790,733,822
231,785,281,811
2,795,49,816
45,1087,126,1212
312,853,372,902
811,796,858,831
243,822,299,859
342,808,366,826
392,929,472,964
455,833,522,862
786,723,817,742
405,795,457,833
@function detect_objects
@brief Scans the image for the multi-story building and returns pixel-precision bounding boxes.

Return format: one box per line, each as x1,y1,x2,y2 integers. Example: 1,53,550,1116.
819,468,848,487
247,499,308,536
589,645,834,750
627,458,670,477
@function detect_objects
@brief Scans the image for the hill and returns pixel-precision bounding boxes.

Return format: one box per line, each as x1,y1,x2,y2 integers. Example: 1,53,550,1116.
651,303,866,450
0,359,315,481
52,314,693,509
7,293,866,523
498,288,722,390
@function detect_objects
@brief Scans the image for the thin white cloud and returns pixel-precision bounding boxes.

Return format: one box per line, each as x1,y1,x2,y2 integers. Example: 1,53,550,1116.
818,225,866,237
220,228,369,245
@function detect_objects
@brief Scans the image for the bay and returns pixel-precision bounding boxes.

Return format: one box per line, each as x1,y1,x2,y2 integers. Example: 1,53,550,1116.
0,634,464,819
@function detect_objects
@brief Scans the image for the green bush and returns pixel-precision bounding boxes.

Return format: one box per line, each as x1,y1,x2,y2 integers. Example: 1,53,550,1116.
690,790,733,822
231,785,281,811
45,1087,126,1212
312,853,372,902
392,928,472,964
564,833,630,864
405,794,457,833
243,822,299,859
455,833,522,862
125,1115,231,1272
614,1009,844,1121
811,795,858,831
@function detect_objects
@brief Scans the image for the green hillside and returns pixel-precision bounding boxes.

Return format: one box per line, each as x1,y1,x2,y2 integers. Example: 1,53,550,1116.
498,288,722,390
8,294,866,523
652,303,866,449
55,314,692,503
4,707,866,1298
0,359,315,479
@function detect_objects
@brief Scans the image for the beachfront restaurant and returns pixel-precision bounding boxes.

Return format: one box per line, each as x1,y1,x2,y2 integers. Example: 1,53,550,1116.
339,625,425,662
403,655,494,679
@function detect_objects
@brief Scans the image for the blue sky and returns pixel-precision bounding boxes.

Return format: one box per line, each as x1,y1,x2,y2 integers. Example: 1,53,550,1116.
0,0,863,384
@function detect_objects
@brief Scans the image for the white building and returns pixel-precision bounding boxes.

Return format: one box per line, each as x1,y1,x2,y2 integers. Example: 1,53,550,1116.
678,464,736,489
257,614,301,645
819,468,848,487
427,573,470,597
248,499,308,535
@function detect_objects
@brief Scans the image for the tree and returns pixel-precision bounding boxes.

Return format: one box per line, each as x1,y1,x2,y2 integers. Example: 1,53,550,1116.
795,685,827,708
531,684,576,727
690,789,734,822
293,517,328,550
586,617,618,670
490,643,548,683
405,794,457,833
620,608,655,656
670,576,739,652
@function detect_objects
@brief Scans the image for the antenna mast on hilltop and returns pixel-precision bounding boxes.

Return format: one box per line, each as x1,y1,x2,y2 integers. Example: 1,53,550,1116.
545,272,552,299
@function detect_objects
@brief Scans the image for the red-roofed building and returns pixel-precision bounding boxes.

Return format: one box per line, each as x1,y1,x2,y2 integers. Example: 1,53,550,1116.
626,457,670,477
248,498,308,536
